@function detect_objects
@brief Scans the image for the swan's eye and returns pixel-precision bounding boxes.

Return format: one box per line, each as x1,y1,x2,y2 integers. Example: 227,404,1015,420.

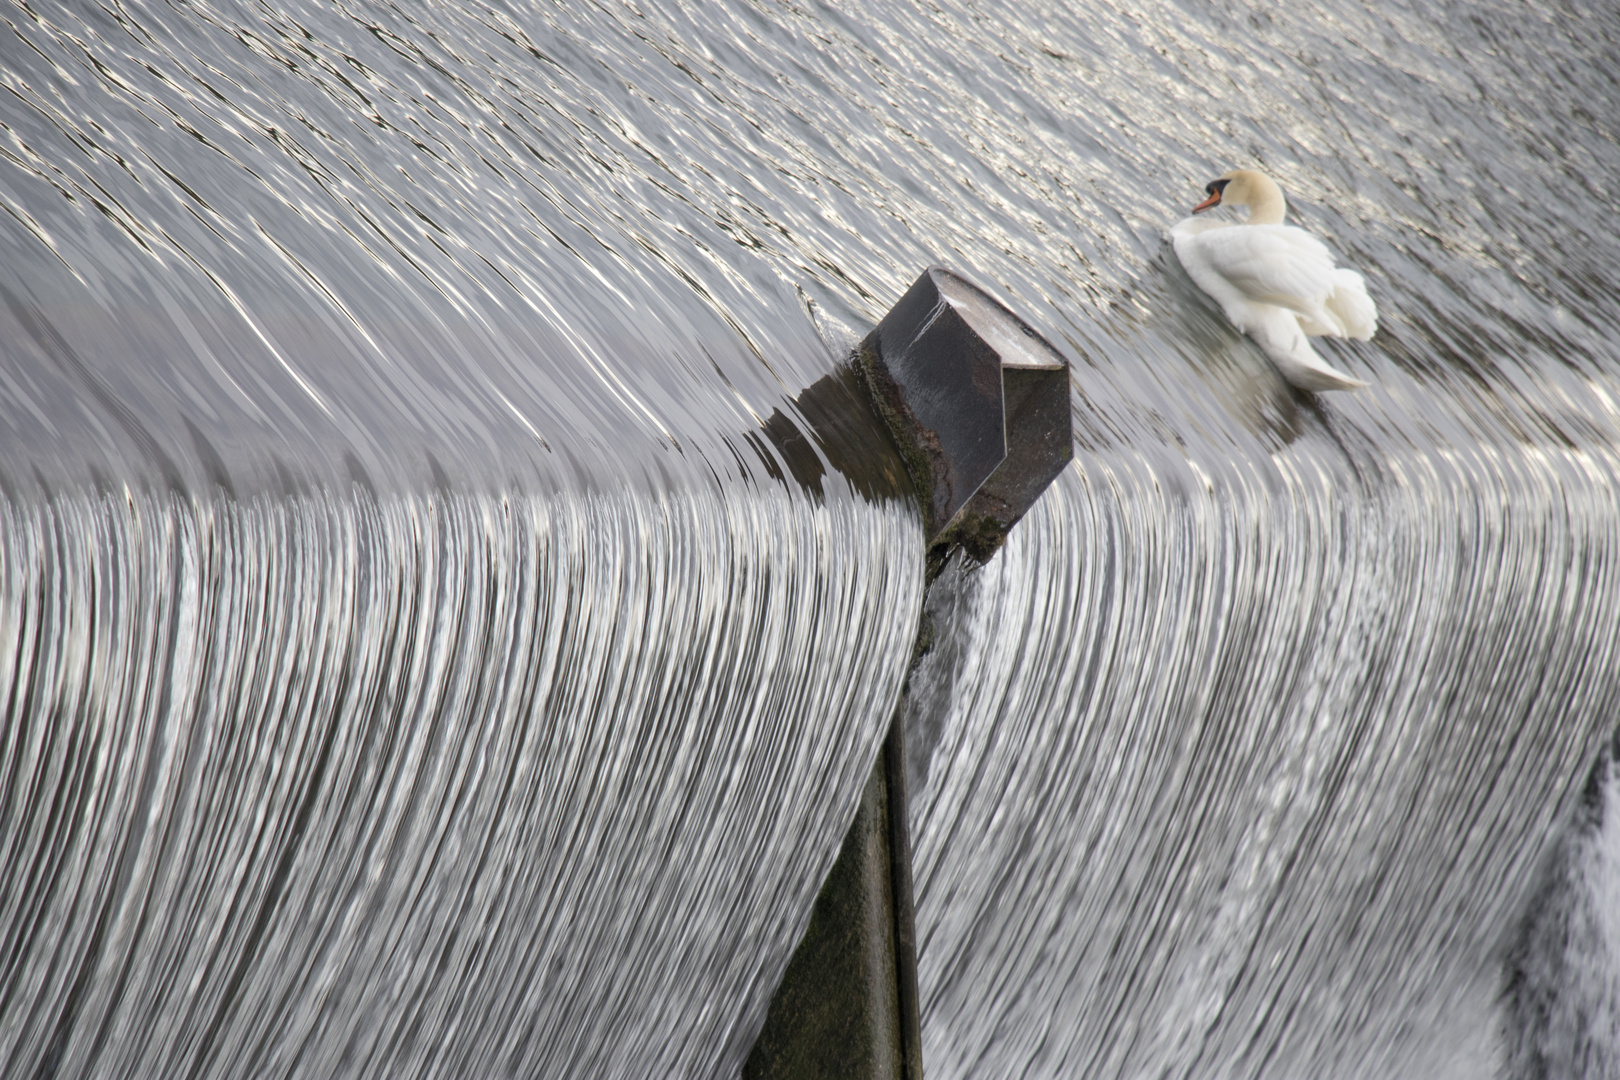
1204,179,1229,197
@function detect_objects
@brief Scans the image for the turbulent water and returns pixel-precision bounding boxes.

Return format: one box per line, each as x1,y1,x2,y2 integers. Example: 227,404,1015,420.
3,0,1620,1077
1503,740,1620,1078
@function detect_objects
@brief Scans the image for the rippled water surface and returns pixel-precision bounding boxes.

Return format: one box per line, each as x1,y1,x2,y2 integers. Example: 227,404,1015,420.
3,0,1620,1076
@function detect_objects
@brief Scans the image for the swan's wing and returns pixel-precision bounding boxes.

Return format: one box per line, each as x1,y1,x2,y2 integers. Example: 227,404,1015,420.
1187,225,1339,316
1172,221,1372,391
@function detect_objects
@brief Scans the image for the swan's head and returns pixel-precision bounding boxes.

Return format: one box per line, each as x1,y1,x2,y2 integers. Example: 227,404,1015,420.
1191,169,1287,225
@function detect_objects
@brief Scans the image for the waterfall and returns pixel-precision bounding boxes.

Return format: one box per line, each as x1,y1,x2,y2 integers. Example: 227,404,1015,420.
907,446,1620,1078
1,486,921,1078
3,0,1619,1076
1504,743,1620,1078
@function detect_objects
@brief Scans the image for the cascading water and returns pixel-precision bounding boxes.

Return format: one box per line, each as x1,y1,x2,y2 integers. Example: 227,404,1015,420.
3,0,1619,1077
0,4,930,1076
1504,741,1620,1078
908,448,1620,1078
0,488,921,1079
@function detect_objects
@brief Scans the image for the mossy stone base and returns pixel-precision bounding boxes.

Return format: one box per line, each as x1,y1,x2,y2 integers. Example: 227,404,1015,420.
744,752,904,1080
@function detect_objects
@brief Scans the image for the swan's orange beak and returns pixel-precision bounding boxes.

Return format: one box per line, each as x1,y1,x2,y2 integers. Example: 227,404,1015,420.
1192,178,1229,214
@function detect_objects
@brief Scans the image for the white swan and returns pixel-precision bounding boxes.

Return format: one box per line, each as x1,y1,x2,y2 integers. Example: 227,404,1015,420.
1169,169,1376,392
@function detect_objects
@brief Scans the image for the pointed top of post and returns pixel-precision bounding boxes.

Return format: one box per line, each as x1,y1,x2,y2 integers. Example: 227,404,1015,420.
856,267,1073,566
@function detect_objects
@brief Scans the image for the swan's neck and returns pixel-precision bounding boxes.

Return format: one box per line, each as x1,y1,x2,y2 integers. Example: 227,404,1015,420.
1244,183,1287,225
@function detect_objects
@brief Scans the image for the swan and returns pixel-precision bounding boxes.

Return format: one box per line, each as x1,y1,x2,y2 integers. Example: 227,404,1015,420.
1169,169,1376,392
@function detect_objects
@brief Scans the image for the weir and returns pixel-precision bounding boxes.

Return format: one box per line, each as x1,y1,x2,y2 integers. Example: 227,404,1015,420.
3,2,1620,1078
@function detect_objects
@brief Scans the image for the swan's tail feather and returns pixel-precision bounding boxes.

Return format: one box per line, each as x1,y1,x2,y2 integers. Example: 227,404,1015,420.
1276,358,1369,392
1326,269,1378,340
1251,310,1368,392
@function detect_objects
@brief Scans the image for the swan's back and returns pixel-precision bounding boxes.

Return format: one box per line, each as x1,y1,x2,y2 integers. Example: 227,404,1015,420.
1172,220,1376,340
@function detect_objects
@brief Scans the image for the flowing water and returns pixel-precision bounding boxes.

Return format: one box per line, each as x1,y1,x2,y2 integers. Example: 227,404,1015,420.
1,488,920,1079
1503,739,1620,1078
2,0,1619,1077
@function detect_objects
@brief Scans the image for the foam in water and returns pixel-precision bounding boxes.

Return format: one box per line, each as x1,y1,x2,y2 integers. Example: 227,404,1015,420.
1503,743,1620,1077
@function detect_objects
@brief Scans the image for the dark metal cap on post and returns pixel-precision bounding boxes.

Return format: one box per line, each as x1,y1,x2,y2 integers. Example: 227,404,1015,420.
856,267,1072,564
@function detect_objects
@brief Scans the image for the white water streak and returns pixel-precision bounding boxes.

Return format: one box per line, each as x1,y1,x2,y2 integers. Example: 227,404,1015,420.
910,442,1620,1079
0,485,922,1080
